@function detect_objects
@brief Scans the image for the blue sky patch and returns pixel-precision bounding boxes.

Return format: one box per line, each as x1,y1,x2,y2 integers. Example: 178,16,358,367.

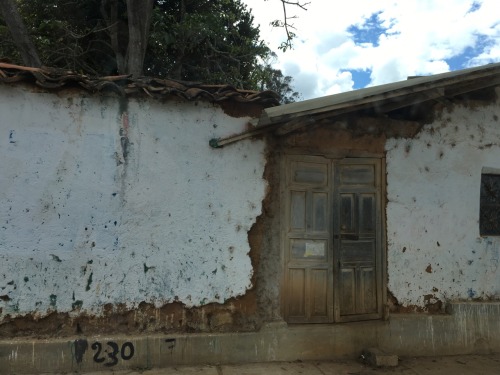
347,12,388,47
346,69,372,89
467,1,481,13
445,34,494,69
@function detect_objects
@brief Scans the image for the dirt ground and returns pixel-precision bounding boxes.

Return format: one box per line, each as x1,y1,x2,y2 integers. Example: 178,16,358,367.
31,353,500,375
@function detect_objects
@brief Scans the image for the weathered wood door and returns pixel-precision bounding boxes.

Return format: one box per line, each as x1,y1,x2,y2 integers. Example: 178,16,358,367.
282,155,384,323
283,155,333,323
333,158,383,322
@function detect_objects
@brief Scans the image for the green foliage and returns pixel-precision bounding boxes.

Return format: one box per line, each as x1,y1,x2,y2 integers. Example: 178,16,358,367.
0,20,20,62
260,66,301,104
146,0,270,88
0,0,300,101
252,53,301,104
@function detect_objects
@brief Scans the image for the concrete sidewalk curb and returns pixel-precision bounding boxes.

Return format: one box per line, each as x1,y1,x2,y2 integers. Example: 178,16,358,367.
2,303,500,374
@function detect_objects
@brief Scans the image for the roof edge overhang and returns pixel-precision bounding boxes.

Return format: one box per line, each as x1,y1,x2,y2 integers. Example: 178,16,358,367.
211,62,500,148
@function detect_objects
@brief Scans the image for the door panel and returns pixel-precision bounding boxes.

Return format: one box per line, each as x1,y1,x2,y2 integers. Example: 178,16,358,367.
290,191,306,230
291,161,328,185
360,267,377,313
313,193,328,232
283,155,383,323
288,268,306,318
360,194,376,233
311,269,329,317
340,267,356,315
340,194,355,233
339,164,375,185
341,241,375,262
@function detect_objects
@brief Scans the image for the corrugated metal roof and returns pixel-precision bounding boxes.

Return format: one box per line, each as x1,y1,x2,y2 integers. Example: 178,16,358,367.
0,62,280,107
211,62,500,147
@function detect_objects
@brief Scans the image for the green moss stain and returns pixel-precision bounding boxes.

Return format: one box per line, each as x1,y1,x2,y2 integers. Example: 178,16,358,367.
9,302,19,312
50,254,62,262
85,272,93,291
49,294,57,307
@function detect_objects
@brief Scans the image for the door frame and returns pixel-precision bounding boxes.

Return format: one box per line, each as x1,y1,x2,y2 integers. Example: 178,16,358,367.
280,151,387,323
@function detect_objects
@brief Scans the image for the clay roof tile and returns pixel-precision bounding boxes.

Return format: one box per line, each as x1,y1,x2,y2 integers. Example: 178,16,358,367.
0,62,280,108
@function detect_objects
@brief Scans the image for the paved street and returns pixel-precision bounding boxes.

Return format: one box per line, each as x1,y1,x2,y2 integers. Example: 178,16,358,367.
35,354,500,375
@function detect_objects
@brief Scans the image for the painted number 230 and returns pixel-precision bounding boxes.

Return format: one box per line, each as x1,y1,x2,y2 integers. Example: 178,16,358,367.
91,341,135,367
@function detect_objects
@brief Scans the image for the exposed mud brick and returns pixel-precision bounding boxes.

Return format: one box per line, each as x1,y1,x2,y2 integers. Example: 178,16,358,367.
209,311,233,330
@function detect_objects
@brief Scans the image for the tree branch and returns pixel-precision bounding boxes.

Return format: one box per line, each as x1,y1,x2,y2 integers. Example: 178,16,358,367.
100,0,126,74
281,0,309,11
275,0,309,51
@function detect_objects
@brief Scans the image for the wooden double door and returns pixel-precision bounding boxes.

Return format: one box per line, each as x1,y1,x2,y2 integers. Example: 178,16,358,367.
282,155,384,323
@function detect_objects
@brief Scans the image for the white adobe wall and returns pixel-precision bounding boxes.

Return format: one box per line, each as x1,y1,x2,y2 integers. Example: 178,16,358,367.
386,93,500,308
0,85,266,318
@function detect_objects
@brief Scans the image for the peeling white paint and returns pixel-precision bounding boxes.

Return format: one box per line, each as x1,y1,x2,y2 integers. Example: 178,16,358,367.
0,86,266,317
386,94,500,308
3,83,499,319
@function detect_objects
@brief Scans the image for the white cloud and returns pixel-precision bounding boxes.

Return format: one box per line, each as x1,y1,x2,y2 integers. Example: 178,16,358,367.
469,45,500,66
316,33,351,55
242,0,500,99
323,71,355,96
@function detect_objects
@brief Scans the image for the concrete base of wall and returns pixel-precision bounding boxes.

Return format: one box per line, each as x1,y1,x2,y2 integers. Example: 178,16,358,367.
1,302,499,374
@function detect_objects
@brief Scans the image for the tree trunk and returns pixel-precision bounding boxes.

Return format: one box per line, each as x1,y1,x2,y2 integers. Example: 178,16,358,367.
0,0,41,67
125,0,154,76
100,0,126,74
169,0,186,80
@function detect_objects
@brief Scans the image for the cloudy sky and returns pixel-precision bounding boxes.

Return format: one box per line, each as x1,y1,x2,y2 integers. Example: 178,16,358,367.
241,0,500,99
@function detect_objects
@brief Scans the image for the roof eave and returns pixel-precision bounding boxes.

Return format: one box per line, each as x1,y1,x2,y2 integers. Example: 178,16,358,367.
210,62,500,148
261,62,500,127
